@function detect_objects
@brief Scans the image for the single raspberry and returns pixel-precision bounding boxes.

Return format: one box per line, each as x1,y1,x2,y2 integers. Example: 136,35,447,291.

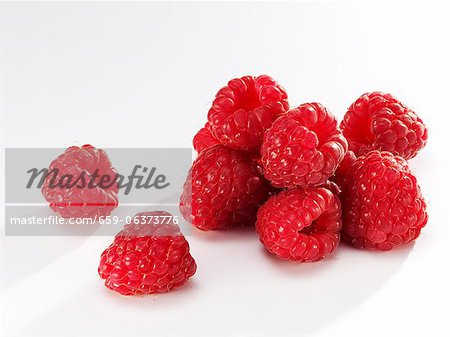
340,92,428,159
180,145,272,230
261,103,348,188
256,187,342,262
248,151,264,175
98,211,197,296
208,75,289,151
193,123,219,154
331,150,357,188
192,124,263,172
341,150,428,250
41,144,119,218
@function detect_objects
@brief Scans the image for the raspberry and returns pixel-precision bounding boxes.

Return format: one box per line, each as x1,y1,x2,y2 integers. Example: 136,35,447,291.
208,75,289,151
256,187,342,262
41,144,119,218
331,150,357,188
340,92,428,159
261,103,348,188
193,123,219,154
322,180,341,196
179,145,272,230
192,125,263,172
340,151,428,250
98,211,197,296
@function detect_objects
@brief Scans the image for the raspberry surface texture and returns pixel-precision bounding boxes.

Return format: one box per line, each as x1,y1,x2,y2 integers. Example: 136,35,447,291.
193,123,219,154
340,92,428,159
341,151,428,250
179,145,272,230
261,103,348,188
208,75,289,151
256,187,342,262
98,211,197,296
41,144,119,218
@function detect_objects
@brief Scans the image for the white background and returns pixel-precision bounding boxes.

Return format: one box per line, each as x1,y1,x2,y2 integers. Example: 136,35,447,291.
1,1,449,336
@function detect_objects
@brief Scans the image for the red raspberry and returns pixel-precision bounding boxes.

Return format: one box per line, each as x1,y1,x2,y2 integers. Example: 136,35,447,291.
331,150,357,188
322,180,341,196
41,144,118,218
340,92,428,159
193,123,219,154
256,187,342,262
341,151,428,250
98,211,197,296
192,125,263,172
179,145,272,230
208,75,289,151
261,103,348,188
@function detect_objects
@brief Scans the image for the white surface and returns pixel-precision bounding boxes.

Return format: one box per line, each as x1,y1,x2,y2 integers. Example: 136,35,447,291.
1,1,449,336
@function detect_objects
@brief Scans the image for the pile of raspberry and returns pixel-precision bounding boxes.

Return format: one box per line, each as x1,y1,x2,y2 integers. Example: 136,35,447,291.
180,75,428,262
43,75,429,297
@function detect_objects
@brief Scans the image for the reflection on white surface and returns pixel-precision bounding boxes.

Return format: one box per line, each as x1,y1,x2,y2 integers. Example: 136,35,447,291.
0,229,419,335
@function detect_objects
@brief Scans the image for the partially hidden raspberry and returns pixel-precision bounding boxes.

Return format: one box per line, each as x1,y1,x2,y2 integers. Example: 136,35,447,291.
331,150,357,188
192,125,263,172
193,123,219,154
256,187,341,262
98,211,196,296
180,145,272,230
261,103,348,188
322,180,341,196
340,92,428,159
41,144,119,218
208,75,289,151
341,150,428,250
